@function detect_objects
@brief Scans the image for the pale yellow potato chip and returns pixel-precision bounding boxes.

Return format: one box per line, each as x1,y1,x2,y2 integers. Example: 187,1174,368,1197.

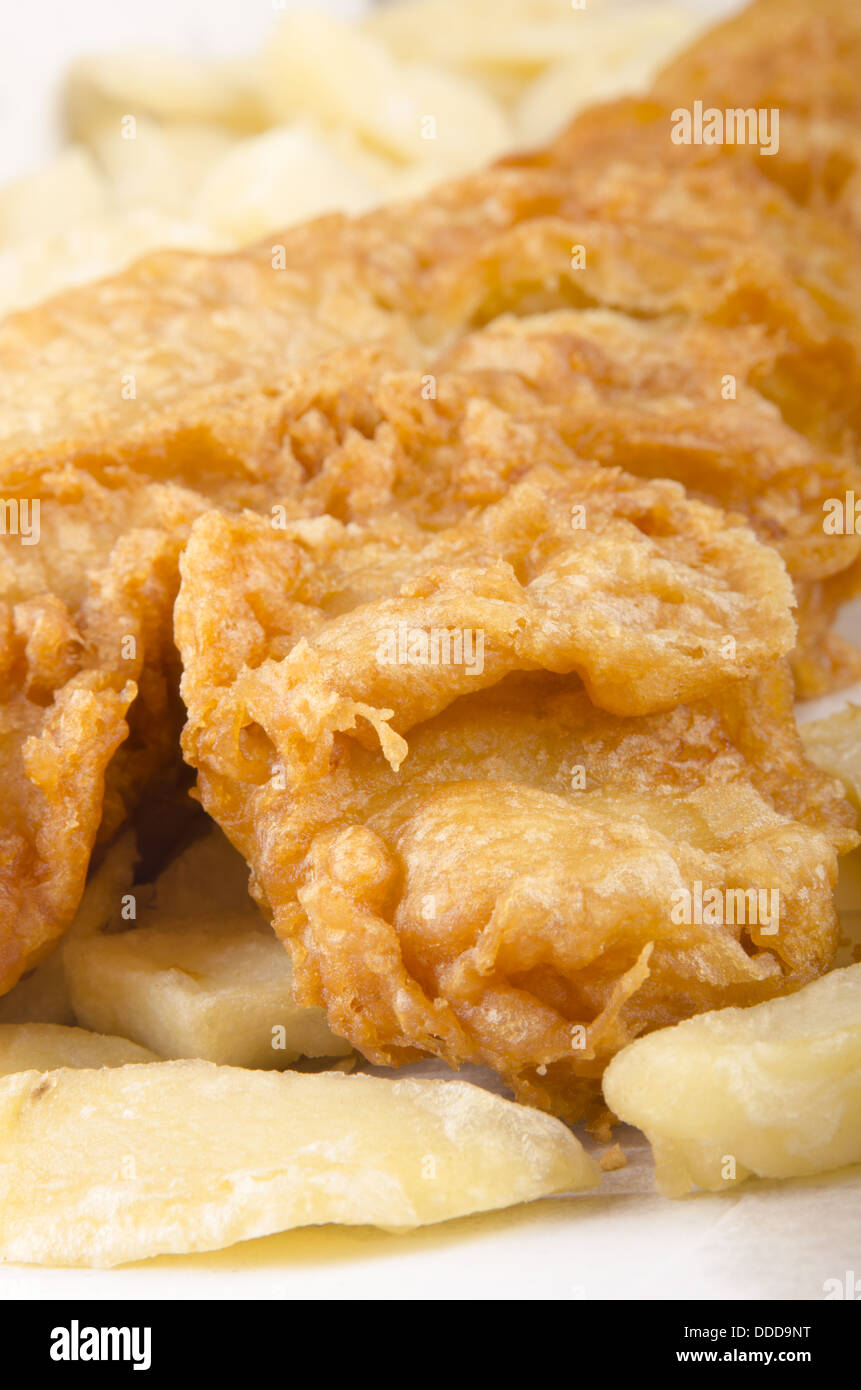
0,1063,599,1265
0,206,226,318
801,706,861,810
148,825,255,920
64,916,351,1067
0,1023,156,1076
366,0,700,103
0,146,107,247
192,124,381,243
0,831,138,1026
64,50,265,144
87,115,231,214
262,11,508,170
603,964,861,1197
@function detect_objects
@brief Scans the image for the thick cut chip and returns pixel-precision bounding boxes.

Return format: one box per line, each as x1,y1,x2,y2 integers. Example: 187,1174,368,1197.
64,49,266,142
0,1063,599,1266
147,823,256,919
365,0,704,104
801,706,861,810
262,10,509,173
177,482,853,1120
603,963,861,1196
0,1023,156,1076
65,917,351,1068
61,823,350,1065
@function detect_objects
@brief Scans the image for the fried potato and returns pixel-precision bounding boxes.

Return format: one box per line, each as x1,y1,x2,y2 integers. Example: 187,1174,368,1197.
0,831,138,1026
64,916,351,1068
64,50,265,144
62,822,348,1066
0,1063,599,1265
192,124,381,244
87,116,231,214
0,205,226,318
603,963,861,1196
365,0,700,103
0,147,107,246
801,706,861,810
262,10,508,171
147,825,254,920
0,1023,156,1076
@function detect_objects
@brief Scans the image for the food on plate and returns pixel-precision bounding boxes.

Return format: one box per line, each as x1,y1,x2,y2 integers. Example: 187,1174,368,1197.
0,1022,156,1076
65,915,351,1068
0,1,701,319
0,0,859,1263
0,1063,599,1266
0,285,824,999
603,963,861,1196
176,475,854,1119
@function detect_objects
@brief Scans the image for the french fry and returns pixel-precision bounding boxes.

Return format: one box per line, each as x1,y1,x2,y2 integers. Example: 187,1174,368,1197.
801,705,861,810
262,11,508,171
603,964,861,1196
192,124,381,243
64,50,265,145
147,824,255,920
0,1063,600,1265
0,147,107,246
64,916,351,1067
0,1023,156,1077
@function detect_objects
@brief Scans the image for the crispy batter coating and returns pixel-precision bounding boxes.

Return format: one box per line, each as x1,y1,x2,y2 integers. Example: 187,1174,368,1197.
0,435,326,993
0,78,858,466
653,0,861,231
2,0,861,997
176,483,853,1119
292,309,861,693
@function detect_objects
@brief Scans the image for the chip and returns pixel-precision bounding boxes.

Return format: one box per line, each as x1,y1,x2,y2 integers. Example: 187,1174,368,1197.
0,1062,599,1265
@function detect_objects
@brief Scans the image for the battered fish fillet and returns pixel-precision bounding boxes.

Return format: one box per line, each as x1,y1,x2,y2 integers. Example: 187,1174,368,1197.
0,346,408,994
2,0,860,998
653,0,861,232
0,74,858,465
176,472,854,1120
294,309,861,692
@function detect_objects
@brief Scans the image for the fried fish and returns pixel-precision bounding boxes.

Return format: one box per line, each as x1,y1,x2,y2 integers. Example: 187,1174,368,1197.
2,0,859,1003
176,479,853,1120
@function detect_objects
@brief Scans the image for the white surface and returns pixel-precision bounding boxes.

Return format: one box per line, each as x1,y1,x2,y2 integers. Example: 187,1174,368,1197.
2,0,857,1301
